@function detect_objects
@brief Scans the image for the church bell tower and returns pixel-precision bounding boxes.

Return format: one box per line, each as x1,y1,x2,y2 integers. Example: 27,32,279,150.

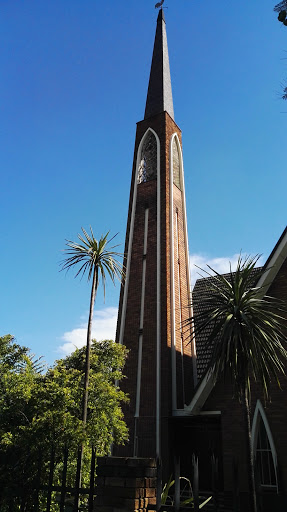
116,9,195,461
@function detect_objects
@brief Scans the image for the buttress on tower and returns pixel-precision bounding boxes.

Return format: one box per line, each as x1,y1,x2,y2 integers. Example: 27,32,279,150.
115,9,196,462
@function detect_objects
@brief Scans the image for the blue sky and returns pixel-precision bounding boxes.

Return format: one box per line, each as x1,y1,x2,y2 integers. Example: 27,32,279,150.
1,0,286,365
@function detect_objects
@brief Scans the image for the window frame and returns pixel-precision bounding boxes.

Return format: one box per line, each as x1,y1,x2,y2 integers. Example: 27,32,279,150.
251,400,278,492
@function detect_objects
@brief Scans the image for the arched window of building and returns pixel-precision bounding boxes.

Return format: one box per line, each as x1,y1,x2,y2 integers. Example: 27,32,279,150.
137,131,157,184
172,137,181,190
251,400,278,491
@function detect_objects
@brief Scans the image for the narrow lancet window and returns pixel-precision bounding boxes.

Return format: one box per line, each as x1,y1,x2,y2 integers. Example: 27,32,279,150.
173,137,181,190
255,415,277,488
252,401,278,490
138,132,157,184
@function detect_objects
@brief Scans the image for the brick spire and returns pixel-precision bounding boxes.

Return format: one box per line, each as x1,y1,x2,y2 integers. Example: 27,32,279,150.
144,8,174,120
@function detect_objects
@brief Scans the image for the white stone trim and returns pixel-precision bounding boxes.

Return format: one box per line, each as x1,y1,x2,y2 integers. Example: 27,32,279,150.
175,209,186,405
170,134,196,413
118,128,160,346
135,208,149,420
178,139,197,388
173,371,216,416
173,408,221,417
156,129,161,458
119,127,161,456
256,228,287,294
169,135,177,411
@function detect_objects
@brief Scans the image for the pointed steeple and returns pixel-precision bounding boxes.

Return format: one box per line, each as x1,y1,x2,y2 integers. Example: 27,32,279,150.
144,9,174,120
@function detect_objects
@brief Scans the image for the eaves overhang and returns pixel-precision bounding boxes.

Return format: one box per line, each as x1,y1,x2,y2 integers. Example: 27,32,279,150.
256,226,287,294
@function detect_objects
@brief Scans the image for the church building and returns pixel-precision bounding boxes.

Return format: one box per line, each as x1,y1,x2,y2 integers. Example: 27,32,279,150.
115,8,287,511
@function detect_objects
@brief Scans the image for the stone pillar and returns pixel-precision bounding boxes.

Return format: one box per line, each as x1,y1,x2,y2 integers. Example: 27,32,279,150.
94,457,157,512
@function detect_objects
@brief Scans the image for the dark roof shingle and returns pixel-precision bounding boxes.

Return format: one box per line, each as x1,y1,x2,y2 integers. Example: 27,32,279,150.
192,267,263,381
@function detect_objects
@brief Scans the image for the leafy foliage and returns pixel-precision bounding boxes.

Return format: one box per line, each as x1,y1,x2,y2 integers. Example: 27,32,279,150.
0,336,128,506
161,475,212,509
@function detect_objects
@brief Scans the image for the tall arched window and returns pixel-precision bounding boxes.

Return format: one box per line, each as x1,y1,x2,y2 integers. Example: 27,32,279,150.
137,131,157,184
172,137,181,190
251,400,278,490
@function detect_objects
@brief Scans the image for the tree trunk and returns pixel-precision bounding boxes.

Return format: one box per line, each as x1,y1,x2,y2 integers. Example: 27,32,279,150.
243,388,257,512
82,266,98,425
74,266,98,506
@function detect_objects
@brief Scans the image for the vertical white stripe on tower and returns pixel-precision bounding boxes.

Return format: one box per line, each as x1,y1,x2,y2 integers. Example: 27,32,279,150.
135,207,149,419
170,134,197,411
119,128,161,455
156,131,161,459
169,137,177,412
177,138,198,387
133,207,149,456
119,128,160,347
175,209,186,405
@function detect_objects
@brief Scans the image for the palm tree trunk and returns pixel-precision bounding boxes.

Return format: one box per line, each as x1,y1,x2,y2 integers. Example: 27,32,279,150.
243,388,257,512
74,266,98,508
82,266,98,425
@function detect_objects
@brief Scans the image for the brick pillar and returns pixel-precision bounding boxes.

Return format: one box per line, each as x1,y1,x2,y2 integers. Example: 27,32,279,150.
94,457,158,512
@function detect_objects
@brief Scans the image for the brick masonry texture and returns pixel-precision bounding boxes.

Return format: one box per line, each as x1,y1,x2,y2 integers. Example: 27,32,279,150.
94,457,157,512
114,111,193,471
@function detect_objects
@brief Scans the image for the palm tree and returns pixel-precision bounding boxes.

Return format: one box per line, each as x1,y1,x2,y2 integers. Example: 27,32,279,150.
61,228,124,495
186,255,287,512
61,227,124,426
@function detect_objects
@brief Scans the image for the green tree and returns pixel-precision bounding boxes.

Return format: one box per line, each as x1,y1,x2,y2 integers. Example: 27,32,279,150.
0,335,44,447
0,335,45,508
187,256,287,512
38,340,128,456
0,336,128,509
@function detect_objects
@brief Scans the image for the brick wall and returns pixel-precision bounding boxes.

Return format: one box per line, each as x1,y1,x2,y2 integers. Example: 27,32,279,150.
114,111,193,475
94,457,157,512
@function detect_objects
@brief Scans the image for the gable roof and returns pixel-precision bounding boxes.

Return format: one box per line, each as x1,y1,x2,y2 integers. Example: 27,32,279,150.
192,267,262,382
176,225,287,416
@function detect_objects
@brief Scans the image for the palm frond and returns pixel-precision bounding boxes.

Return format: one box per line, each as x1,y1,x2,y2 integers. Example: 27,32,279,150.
187,255,287,400
60,228,125,286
